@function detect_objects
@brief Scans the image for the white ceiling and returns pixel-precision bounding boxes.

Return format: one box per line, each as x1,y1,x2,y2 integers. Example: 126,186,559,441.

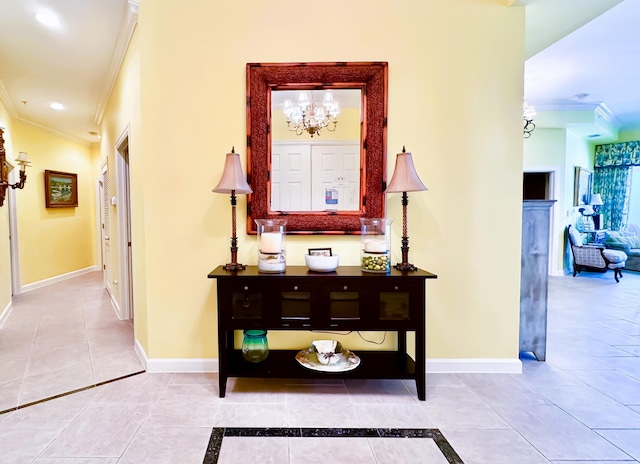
0,0,637,144
525,0,640,136
0,0,136,143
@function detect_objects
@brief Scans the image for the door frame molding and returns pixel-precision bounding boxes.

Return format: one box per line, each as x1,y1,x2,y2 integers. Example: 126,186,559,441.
7,160,21,295
95,174,104,272
115,125,133,320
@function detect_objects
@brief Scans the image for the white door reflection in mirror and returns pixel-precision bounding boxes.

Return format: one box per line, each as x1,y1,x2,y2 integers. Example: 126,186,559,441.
271,142,359,212
271,88,361,213
311,143,359,211
271,144,311,211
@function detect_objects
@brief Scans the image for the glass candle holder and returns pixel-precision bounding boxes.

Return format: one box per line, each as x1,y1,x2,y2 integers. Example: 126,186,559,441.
255,219,286,273
360,217,393,273
242,329,269,363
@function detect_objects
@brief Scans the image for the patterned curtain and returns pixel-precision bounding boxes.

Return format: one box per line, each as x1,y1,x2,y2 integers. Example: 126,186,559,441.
595,141,640,167
593,166,632,231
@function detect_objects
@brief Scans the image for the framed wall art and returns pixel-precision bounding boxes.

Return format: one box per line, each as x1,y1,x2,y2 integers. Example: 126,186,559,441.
45,169,78,208
573,166,593,206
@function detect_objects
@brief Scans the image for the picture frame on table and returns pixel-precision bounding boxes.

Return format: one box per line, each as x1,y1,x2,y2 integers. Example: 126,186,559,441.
308,247,332,257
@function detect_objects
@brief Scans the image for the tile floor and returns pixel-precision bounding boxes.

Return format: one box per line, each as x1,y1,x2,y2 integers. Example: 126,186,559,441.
0,272,144,411
0,269,639,463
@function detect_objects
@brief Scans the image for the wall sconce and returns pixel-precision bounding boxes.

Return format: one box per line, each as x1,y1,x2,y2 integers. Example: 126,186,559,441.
212,147,252,271
384,146,428,271
0,128,31,207
523,101,536,138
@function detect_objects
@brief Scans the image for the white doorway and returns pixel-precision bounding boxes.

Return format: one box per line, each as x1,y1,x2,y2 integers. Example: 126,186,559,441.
524,166,562,276
115,128,133,320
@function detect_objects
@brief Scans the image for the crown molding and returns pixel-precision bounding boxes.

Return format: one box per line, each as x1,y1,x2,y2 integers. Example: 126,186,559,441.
15,117,92,146
0,79,18,120
593,102,616,123
94,0,139,125
528,99,603,112
528,100,620,126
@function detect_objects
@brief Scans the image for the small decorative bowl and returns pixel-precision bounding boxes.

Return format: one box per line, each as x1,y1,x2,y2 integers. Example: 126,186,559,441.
312,340,343,365
305,254,339,272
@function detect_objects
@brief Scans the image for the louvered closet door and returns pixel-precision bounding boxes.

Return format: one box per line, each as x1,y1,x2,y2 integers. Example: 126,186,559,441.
101,167,112,294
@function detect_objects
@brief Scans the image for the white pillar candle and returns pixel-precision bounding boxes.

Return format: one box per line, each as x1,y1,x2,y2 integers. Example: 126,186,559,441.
260,232,283,253
363,239,387,253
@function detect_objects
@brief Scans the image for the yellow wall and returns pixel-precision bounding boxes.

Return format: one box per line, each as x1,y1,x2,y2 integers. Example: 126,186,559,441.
120,0,525,361
10,121,96,285
616,129,640,143
100,27,147,346
271,107,361,142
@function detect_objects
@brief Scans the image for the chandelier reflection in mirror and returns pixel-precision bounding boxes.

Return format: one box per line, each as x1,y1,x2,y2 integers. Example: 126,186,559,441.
523,101,536,138
0,127,31,207
283,90,340,137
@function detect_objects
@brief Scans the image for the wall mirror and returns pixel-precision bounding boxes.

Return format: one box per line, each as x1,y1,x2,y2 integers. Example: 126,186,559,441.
246,61,388,234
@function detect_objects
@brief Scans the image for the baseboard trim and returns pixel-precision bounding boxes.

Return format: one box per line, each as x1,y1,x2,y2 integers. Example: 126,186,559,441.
109,291,122,320
131,346,520,374
20,266,101,293
427,358,522,374
134,339,148,371
134,339,219,373
0,301,12,329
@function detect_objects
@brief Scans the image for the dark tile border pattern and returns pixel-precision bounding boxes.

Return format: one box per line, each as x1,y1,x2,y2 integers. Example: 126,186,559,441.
0,370,146,416
203,427,464,464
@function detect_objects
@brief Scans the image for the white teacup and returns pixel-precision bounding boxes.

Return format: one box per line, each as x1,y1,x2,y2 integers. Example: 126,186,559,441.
312,340,343,365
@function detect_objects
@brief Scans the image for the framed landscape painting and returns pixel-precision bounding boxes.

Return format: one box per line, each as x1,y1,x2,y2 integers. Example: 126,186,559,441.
45,170,78,208
573,166,592,206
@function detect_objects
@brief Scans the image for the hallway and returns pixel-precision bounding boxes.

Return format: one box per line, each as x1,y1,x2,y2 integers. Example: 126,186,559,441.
0,272,143,411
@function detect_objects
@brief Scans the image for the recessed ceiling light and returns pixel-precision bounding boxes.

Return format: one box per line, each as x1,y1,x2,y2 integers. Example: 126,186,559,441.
35,10,61,28
50,102,65,110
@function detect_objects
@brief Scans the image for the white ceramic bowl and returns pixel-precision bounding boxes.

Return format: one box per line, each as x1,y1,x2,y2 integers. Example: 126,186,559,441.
305,254,339,272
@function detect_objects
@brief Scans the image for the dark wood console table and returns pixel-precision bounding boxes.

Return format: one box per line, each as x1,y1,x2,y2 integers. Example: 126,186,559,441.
208,265,437,400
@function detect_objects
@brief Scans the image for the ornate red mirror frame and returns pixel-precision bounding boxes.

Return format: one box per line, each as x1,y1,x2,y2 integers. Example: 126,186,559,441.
246,61,388,234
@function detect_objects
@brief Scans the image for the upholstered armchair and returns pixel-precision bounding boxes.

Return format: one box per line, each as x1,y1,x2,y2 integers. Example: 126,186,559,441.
568,225,627,282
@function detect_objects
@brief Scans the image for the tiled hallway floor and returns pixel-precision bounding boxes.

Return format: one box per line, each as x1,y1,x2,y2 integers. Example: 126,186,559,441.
0,272,143,411
1,270,640,463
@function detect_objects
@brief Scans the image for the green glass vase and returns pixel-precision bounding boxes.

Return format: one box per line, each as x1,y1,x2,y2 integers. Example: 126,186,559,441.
242,329,269,363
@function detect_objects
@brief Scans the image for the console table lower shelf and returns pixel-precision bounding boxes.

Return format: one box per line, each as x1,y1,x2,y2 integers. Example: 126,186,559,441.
221,349,418,395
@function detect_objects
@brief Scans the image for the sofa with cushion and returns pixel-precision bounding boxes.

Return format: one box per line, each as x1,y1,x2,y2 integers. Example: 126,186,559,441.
604,228,640,272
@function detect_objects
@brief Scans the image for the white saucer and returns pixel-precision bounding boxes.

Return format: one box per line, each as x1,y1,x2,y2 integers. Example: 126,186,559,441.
295,347,360,372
